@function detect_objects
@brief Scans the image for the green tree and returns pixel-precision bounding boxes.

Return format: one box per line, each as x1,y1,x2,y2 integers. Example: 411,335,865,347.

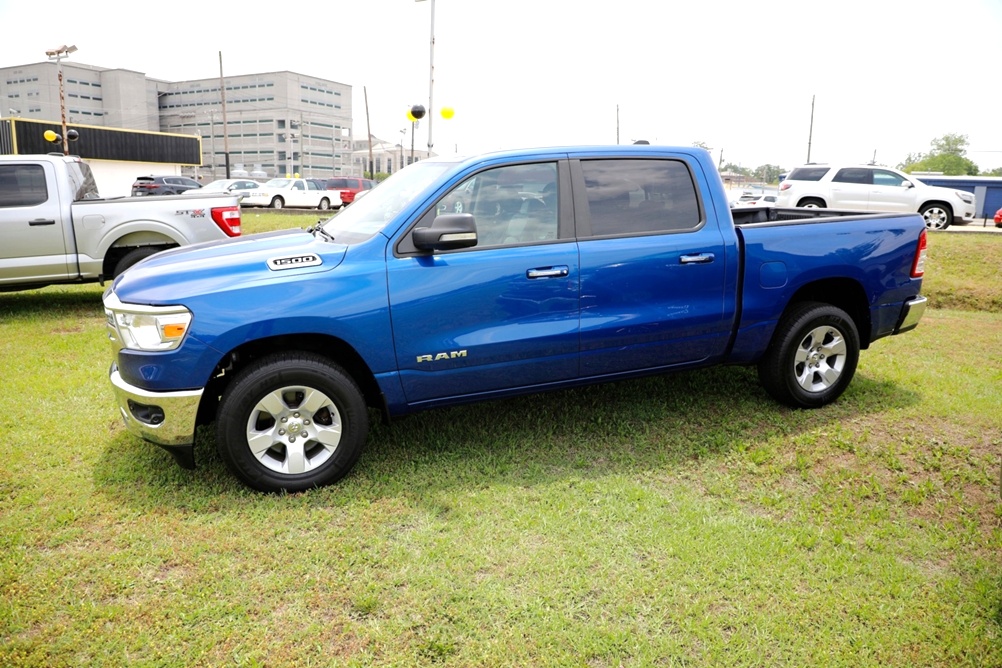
899,133,980,175
754,164,783,184
721,163,751,177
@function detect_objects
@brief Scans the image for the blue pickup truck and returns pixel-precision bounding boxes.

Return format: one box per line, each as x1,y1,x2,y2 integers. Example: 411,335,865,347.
103,146,928,492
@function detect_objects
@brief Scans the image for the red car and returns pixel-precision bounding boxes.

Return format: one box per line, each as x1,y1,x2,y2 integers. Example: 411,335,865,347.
995,207,1002,228
323,177,375,207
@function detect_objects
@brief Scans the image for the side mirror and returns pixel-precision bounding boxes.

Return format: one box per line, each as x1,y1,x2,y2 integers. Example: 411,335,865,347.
903,181,914,189
412,213,478,251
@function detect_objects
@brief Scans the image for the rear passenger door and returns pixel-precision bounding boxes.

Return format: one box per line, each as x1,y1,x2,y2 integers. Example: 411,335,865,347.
573,157,731,376
829,168,872,210
0,161,71,286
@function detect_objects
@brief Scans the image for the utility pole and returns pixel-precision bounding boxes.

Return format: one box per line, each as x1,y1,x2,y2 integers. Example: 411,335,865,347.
219,51,231,178
806,94,815,163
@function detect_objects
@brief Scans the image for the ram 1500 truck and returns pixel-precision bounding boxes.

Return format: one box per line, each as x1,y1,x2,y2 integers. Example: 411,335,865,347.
103,145,928,492
0,154,241,292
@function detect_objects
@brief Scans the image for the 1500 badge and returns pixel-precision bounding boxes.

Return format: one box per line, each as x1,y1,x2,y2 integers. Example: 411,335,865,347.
417,350,467,363
267,254,322,270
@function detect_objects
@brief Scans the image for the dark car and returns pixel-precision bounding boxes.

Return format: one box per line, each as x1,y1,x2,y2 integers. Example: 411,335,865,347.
131,175,203,196
323,176,375,207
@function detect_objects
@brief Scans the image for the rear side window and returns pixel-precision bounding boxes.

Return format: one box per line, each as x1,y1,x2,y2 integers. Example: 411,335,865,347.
787,167,831,181
0,164,48,207
832,168,872,184
581,159,700,236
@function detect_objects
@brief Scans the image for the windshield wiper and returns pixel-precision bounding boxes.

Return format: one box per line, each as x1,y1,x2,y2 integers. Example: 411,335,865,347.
307,223,336,243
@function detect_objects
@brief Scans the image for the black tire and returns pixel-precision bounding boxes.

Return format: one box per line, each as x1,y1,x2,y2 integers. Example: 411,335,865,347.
797,197,826,209
113,247,161,277
270,197,285,209
919,203,952,230
318,198,330,211
215,352,369,492
758,301,860,408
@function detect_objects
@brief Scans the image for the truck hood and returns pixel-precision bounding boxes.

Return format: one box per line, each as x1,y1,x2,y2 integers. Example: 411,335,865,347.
112,229,348,304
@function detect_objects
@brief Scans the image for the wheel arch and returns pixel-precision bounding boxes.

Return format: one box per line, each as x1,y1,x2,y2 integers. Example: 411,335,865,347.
781,278,872,349
197,333,385,428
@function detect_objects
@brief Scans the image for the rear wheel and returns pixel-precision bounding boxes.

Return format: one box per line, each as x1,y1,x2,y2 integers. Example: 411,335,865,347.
758,302,859,408
215,353,369,493
113,247,161,277
270,197,285,209
920,203,952,230
318,198,330,211
797,197,826,209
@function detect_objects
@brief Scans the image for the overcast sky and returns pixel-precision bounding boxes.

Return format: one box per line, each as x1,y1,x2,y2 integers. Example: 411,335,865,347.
2,0,1000,171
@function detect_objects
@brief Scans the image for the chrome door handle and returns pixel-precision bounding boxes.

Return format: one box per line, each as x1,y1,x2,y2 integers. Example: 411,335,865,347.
680,253,715,264
527,265,569,279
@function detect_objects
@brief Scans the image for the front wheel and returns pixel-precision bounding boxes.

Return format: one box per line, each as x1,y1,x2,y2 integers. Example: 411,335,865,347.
758,302,860,408
270,197,285,209
920,203,952,230
215,353,369,492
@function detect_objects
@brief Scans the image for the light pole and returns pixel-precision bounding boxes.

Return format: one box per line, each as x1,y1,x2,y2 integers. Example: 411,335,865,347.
45,44,77,155
415,0,435,154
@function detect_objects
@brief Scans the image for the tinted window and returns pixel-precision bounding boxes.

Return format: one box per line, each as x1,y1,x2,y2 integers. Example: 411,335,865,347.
0,164,48,207
442,162,558,247
581,159,700,236
833,168,872,185
787,167,831,181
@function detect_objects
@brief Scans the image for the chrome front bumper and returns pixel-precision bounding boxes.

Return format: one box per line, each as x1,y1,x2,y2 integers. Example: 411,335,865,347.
109,364,202,449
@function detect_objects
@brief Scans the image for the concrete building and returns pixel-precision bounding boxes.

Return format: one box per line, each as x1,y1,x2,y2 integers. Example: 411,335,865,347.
1,58,362,183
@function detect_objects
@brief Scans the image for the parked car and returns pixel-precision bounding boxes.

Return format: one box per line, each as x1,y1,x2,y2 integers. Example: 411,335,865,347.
732,193,778,207
240,178,337,210
2,154,240,292
776,164,976,230
995,207,1002,227
103,145,928,492
131,175,203,196
192,179,262,200
323,176,375,207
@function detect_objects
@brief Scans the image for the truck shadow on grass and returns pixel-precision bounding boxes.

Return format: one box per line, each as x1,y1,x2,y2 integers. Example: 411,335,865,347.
94,365,920,509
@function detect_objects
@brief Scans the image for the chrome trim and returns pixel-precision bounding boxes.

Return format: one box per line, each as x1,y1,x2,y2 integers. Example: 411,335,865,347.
109,364,202,447
896,295,927,334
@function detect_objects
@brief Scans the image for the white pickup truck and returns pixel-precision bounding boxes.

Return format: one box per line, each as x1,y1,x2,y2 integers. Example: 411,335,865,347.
0,154,242,292
239,177,339,210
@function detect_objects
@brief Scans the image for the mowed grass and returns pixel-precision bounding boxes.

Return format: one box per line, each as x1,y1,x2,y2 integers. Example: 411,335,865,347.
0,221,999,667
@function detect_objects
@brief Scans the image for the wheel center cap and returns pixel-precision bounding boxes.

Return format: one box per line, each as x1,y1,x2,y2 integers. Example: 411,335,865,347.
288,421,303,434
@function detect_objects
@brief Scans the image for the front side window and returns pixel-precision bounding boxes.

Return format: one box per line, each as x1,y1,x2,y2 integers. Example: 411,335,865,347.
580,159,701,236
441,162,558,247
873,169,907,187
0,164,48,207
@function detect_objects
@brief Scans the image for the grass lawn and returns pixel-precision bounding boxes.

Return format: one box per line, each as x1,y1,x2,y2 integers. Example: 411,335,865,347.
0,219,999,667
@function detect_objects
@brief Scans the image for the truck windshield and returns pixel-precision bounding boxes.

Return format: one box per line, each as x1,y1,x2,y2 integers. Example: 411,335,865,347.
319,161,455,244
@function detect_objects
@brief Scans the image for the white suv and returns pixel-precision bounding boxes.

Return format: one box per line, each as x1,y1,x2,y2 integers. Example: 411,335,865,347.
777,164,976,230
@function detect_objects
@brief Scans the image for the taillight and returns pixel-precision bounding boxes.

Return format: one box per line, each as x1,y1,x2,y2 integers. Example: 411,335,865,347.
911,228,927,278
779,182,792,191
211,206,242,237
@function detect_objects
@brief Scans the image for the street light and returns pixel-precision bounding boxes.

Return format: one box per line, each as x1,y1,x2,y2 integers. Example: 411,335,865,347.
415,0,435,154
45,45,77,155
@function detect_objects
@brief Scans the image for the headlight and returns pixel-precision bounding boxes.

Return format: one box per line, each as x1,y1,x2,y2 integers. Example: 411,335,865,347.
104,292,192,351
956,191,974,204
